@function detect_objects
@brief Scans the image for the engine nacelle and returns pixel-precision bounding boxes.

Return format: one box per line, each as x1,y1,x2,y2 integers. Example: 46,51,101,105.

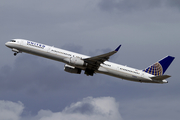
12,48,19,53
69,57,85,66
64,64,81,74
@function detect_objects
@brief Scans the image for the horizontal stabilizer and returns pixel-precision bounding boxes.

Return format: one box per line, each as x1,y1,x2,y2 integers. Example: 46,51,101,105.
150,75,171,80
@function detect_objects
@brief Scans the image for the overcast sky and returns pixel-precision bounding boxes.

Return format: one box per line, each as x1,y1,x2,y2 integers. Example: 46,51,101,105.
0,0,180,120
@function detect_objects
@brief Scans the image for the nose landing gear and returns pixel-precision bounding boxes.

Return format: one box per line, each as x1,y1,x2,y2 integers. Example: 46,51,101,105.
14,52,18,56
12,48,20,56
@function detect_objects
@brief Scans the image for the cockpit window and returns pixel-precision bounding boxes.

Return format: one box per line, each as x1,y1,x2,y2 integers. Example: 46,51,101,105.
10,40,16,42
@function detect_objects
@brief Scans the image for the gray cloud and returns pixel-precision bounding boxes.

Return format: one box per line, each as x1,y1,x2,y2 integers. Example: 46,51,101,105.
62,44,84,54
120,96,180,120
1,0,180,120
0,100,24,120
65,102,95,115
166,0,180,9
98,0,162,12
1,40,179,119
0,97,122,120
98,0,180,13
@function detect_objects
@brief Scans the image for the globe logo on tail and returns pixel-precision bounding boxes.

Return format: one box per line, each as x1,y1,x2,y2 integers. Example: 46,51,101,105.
143,62,163,76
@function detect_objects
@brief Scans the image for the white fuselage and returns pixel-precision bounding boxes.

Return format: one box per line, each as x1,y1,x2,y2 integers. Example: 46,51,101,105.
5,39,168,83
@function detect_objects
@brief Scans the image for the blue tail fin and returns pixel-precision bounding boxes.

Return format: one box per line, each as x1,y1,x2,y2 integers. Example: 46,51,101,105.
143,56,175,76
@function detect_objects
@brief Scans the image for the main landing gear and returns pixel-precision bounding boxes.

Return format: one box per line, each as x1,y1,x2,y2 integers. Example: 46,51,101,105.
84,68,94,76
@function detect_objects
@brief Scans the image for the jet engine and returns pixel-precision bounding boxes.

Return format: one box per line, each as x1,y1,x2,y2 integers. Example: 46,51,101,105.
64,64,81,74
69,57,85,66
12,48,19,53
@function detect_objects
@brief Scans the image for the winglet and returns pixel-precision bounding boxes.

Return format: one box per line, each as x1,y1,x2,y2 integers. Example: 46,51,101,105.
115,45,121,52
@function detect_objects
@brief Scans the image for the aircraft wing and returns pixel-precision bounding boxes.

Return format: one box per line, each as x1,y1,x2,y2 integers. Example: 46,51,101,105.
83,45,121,70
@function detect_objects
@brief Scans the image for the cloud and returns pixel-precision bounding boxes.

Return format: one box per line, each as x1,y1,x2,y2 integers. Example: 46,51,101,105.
0,53,82,92
1,0,180,120
98,0,180,13
98,0,162,12
0,100,24,120
0,97,122,120
120,97,180,120
166,0,180,9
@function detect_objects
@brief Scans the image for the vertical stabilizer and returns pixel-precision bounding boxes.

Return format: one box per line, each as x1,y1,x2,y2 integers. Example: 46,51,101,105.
143,56,175,76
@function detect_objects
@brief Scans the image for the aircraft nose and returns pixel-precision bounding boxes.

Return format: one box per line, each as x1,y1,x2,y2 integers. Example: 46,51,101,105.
5,42,11,48
5,42,9,46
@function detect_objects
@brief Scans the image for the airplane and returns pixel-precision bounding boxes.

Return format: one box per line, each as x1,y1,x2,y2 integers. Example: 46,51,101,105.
5,39,175,84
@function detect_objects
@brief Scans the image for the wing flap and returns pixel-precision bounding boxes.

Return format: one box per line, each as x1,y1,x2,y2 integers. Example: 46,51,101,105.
83,45,121,72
